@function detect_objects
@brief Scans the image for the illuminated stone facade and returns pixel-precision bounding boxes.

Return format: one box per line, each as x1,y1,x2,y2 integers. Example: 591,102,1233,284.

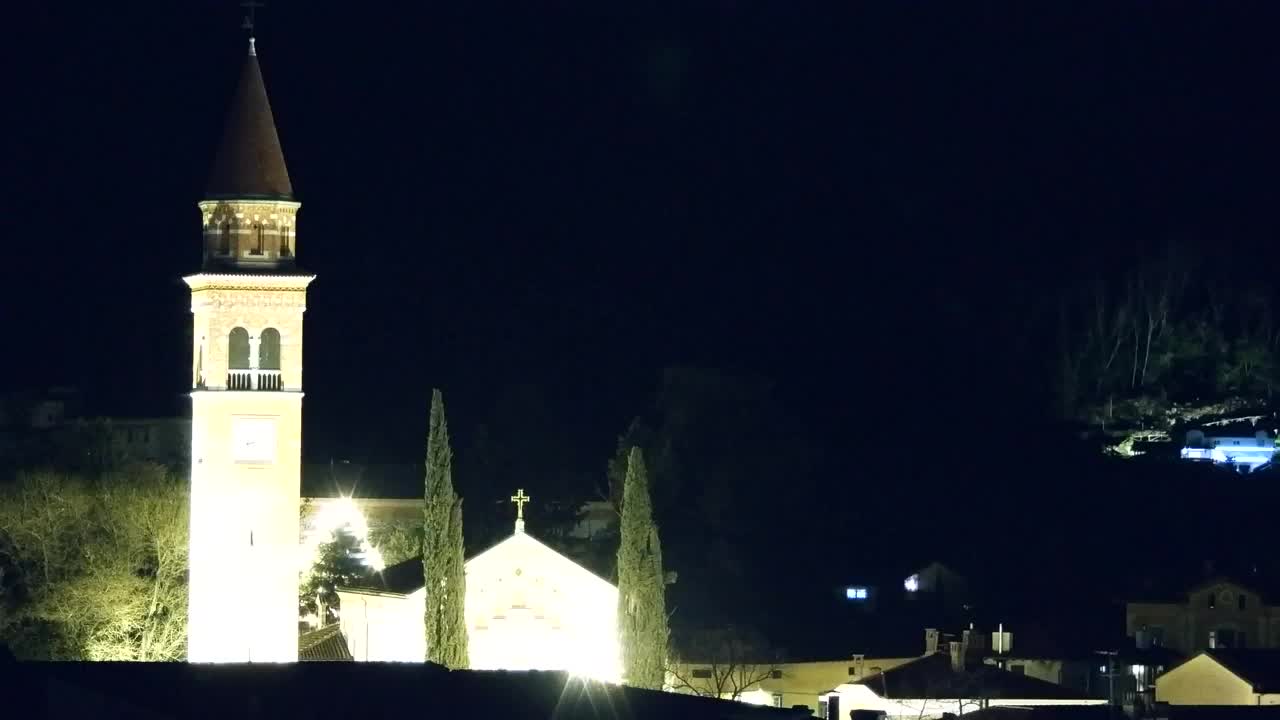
337,525,622,682
186,37,313,663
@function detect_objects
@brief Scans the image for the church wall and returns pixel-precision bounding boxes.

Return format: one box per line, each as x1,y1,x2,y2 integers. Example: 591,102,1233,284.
465,533,621,681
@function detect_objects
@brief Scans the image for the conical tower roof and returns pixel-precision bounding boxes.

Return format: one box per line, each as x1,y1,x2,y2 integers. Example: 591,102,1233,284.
206,39,293,200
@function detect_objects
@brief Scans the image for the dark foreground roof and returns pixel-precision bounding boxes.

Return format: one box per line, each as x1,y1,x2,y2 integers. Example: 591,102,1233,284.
963,707,1122,720
855,652,1091,700
1203,648,1280,693
298,624,352,661
13,662,809,720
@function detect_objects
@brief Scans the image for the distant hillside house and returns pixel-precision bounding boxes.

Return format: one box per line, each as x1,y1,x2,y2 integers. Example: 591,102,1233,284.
1127,577,1280,655
1181,428,1276,473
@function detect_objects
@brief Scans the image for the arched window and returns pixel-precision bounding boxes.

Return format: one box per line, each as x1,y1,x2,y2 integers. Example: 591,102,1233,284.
252,224,265,255
228,327,251,369
219,223,231,255
258,328,281,370
280,227,291,257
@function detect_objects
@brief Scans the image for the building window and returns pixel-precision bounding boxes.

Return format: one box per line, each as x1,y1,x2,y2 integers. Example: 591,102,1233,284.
691,668,712,679
770,669,783,679
219,223,231,254
771,693,783,708
258,328,281,370
1149,626,1165,647
1010,664,1026,675
818,701,828,720
251,224,264,255
1240,594,1247,611
228,327,251,370
280,227,291,256
1208,593,1216,609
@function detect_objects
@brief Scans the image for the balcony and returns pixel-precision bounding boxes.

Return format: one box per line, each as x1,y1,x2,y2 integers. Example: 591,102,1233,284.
227,369,282,391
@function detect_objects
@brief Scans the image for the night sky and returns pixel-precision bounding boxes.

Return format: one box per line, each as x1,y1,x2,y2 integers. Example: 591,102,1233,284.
7,2,1280,644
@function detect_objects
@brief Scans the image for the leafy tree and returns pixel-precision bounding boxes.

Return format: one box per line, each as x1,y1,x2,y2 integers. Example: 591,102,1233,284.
299,526,370,626
423,389,468,668
367,520,423,567
617,446,668,689
0,464,187,660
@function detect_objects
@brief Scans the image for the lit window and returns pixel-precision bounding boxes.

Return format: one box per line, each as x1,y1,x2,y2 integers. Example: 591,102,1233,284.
846,587,868,600
772,693,783,708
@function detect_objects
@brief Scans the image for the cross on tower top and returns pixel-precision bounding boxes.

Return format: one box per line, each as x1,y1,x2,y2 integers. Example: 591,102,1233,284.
241,1,264,45
510,488,531,533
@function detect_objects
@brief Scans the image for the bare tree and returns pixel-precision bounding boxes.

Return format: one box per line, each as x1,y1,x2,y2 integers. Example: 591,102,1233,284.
668,627,781,702
0,464,188,660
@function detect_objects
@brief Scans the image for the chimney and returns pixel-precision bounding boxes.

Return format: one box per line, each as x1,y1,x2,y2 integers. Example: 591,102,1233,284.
925,628,940,654
949,641,964,672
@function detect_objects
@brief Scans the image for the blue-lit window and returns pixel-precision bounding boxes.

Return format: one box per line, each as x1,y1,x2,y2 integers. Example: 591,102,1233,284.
846,586,868,600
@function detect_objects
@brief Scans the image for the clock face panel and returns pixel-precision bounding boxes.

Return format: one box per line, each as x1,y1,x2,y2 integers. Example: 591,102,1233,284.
232,417,278,464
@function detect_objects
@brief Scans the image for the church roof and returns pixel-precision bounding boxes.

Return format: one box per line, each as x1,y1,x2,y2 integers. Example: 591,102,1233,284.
206,39,293,200
340,531,616,597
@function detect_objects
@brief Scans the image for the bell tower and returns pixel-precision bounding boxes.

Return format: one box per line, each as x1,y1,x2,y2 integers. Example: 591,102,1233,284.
186,35,313,663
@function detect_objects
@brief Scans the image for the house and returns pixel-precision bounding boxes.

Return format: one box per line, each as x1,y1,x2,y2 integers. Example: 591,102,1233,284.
668,656,917,714
1127,577,1280,655
1180,428,1275,473
819,648,1106,719
1156,648,1280,706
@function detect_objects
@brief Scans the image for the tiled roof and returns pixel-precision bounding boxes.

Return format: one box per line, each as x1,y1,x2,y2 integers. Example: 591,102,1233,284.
854,652,1091,700
1204,648,1280,693
298,624,352,662
206,41,293,201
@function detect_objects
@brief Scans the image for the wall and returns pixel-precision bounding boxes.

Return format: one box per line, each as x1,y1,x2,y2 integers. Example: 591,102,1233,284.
669,657,916,713
336,589,426,662
1156,654,1257,705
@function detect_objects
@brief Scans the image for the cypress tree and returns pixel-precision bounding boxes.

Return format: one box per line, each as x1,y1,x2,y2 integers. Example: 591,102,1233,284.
423,389,468,668
616,446,669,689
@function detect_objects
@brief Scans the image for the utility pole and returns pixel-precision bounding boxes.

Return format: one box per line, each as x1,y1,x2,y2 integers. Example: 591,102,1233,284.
1095,650,1119,719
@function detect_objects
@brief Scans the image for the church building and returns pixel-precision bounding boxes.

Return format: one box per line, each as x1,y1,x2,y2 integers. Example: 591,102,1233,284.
186,34,621,676
336,491,622,682
186,34,313,663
